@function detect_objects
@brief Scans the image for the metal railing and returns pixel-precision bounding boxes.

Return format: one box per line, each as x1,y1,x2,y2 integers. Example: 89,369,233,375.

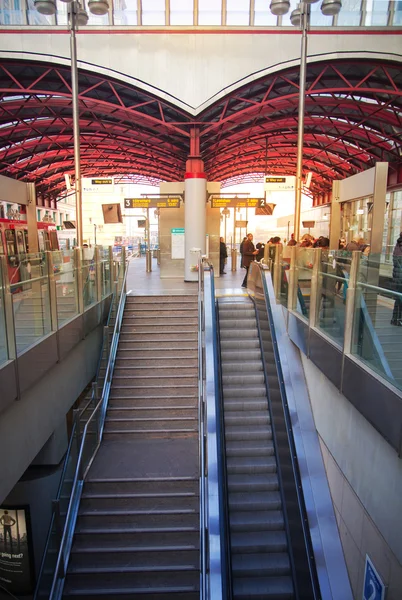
198,256,225,600
0,246,115,368
33,251,128,600
268,245,402,395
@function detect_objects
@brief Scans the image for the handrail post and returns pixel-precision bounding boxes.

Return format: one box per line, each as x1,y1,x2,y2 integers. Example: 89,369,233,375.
273,245,282,301
104,324,110,361
1,255,17,361
287,246,298,311
120,247,126,294
343,250,360,356
74,247,84,314
46,251,58,332
95,246,102,301
108,246,113,295
308,248,322,331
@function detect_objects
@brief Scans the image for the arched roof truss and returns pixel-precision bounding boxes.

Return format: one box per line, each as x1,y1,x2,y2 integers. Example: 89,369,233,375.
0,59,401,199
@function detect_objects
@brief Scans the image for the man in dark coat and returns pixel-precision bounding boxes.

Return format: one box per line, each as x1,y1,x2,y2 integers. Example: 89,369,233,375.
241,233,259,288
391,233,402,326
219,237,228,275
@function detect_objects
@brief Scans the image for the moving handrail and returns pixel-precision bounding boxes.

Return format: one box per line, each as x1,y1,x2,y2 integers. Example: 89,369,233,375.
200,258,225,600
44,261,129,599
198,257,207,599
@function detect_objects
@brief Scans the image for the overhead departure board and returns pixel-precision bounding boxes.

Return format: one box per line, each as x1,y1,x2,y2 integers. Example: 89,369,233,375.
124,197,181,209
210,197,266,208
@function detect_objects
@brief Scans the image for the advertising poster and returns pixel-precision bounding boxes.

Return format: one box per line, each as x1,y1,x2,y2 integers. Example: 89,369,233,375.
0,506,35,595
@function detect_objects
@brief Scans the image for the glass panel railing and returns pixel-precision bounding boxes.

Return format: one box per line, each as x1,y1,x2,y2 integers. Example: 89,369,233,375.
53,250,79,326
82,248,97,309
10,256,52,353
351,252,402,391
316,250,350,347
295,248,314,320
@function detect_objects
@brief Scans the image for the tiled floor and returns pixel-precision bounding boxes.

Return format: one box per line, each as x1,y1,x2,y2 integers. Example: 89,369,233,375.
126,256,248,297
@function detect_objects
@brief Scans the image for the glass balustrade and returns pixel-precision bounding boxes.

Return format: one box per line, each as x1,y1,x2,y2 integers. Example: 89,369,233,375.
295,247,314,320
351,253,402,390
315,250,350,347
0,247,115,362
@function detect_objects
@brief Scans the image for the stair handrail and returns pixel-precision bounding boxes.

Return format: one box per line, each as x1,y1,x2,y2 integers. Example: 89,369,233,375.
45,260,129,600
33,263,124,600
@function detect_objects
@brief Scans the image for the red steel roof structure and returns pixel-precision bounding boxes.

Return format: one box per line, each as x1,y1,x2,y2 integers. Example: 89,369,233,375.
0,58,401,201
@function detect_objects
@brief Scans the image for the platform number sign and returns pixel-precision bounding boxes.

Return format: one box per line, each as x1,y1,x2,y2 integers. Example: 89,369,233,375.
363,556,386,600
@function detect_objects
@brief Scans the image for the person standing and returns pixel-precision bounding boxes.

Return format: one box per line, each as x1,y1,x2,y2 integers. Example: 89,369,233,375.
239,236,247,269
241,233,259,288
219,237,228,275
391,232,402,326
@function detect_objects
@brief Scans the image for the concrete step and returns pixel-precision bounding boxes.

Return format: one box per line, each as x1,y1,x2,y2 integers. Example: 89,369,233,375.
68,545,199,570
109,385,197,398
63,569,199,592
76,508,198,529
104,417,198,431
106,406,197,419
107,395,197,408
83,477,198,496
73,527,199,548
80,493,198,512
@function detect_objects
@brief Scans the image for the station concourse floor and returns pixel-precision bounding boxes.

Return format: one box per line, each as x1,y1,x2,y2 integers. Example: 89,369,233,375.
126,255,247,297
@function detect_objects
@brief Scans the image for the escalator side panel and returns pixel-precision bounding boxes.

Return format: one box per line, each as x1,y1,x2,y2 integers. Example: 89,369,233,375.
254,300,319,598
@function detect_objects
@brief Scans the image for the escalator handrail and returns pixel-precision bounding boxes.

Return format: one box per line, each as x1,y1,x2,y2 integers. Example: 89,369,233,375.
253,264,321,599
202,262,225,600
46,262,129,599
214,301,233,600
198,258,206,599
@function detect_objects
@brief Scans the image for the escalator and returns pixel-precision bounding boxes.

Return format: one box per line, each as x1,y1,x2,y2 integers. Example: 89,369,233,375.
216,294,319,599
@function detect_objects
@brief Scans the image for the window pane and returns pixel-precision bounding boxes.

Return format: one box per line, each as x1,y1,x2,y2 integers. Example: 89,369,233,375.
337,0,361,26
394,0,402,24
365,0,389,25
170,0,193,25
310,2,333,26
254,1,278,26
281,0,298,26
114,0,138,25
227,11,249,25
198,0,221,25
1,0,25,25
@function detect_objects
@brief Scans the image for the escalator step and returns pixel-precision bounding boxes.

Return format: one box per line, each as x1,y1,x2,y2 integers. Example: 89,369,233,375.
226,440,274,457
228,473,279,493
232,575,294,599
225,426,272,441
224,400,269,412
232,552,290,577
225,412,270,426
231,530,288,553
229,491,281,511
226,456,277,475
223,385,267,398
230,510,284,532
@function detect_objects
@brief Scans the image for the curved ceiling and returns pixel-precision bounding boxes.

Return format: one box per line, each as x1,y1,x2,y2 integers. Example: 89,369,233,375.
0,58,401,200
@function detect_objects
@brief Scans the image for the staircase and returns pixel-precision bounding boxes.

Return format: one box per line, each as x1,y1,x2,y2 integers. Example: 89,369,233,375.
63,294,200,599
218,296,294,600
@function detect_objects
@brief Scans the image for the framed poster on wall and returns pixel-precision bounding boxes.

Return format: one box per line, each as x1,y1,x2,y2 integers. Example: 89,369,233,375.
0,506,35,595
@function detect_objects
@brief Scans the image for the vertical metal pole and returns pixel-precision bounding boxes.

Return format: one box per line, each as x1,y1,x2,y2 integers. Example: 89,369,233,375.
108,246,113,294
308,248,322,331
46,251,58,331
69,3,83,247
287,245,298,311
343,251,360,356
95,246,102,301
294,3,309,243
74,247,84,314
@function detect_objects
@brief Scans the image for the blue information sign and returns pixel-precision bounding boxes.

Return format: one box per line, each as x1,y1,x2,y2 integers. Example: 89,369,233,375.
363,556,386,600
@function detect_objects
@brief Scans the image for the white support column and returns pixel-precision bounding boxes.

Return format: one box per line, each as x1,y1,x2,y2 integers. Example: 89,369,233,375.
184,174,207,281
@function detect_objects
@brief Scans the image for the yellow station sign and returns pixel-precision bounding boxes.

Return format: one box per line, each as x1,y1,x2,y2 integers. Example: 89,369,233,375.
210,197,266,208
124,197,181,209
